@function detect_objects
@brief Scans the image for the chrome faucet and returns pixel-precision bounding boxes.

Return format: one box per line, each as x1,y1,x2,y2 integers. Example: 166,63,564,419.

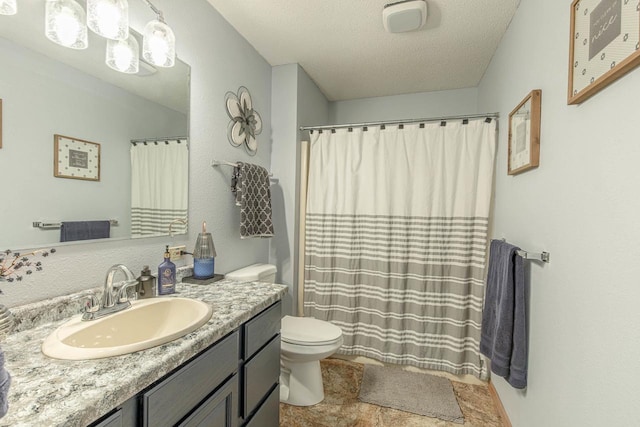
82,264,139,321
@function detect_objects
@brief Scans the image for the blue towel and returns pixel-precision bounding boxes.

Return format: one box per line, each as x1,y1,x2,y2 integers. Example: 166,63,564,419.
60,221,110,242
480,239,528,389
0,347,10,418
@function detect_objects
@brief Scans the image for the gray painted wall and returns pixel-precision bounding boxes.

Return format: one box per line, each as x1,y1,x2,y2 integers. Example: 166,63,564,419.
477,0,640,424
269,64,330,315
329,87,479,124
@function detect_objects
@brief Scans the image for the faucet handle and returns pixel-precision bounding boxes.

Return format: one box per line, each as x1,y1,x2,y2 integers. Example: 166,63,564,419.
73,293,100,314
117,280,139,303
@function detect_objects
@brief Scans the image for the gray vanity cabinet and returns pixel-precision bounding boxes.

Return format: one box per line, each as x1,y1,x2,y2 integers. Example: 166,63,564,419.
240,301,281,427
89,301,281,427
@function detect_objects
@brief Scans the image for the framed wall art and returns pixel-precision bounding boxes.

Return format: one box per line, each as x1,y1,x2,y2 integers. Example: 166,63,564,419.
508,90,541,175
568,0,640,104
54,134,101,181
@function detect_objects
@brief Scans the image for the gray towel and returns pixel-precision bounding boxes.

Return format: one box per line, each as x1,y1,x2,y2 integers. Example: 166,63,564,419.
60,221,110,242
0,347,10,418
231,162,274,238
480,239,527,389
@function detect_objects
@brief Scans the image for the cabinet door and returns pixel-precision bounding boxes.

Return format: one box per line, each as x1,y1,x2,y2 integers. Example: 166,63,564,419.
143,331,239,427
178,374,238,427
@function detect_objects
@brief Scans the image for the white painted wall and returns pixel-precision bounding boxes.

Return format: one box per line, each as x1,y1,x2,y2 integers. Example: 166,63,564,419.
1,0,273,307
477,0,640,425
329,87,479,124
269,64,330,315
0,38,187,248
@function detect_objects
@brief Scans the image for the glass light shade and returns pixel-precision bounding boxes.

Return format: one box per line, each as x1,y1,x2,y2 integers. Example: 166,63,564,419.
0,0,17,15
142,20,175,67
87,0,129,41
45,0,88,50
106,36,139,74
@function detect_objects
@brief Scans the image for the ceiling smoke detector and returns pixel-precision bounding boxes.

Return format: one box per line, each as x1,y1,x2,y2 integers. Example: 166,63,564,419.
383,0,427,33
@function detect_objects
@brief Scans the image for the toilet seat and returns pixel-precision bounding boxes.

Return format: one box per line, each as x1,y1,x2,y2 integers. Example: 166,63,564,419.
281,315,342,346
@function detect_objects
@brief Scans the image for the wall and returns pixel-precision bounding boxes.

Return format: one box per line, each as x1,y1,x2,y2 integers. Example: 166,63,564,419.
269,64,330,315
477,0,640,425
329,87,479,124
0,38,186,248
1,0,273,307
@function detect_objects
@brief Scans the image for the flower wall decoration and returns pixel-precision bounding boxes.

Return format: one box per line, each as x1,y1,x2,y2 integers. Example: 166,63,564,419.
225,86,262,156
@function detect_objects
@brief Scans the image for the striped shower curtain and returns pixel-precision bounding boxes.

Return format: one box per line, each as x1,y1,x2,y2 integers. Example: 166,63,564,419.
303,119,496,378
130,139,188,237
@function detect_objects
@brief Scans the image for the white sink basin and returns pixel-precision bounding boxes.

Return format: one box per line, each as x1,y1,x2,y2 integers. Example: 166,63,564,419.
42,297,213,360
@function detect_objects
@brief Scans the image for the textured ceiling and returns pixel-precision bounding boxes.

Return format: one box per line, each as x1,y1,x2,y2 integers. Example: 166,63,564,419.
206,0,520,101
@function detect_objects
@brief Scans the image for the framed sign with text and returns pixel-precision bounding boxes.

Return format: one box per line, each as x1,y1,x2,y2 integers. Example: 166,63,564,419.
568,0,640,104
54,134,101,181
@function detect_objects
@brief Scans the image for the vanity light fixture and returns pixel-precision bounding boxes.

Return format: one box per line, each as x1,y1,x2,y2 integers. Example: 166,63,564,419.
106,35,139,73
87,0,129,41
141,0,176,68
0,0,17,16
45,0,88,49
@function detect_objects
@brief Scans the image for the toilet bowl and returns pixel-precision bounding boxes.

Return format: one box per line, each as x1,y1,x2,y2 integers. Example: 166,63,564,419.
225,264,343,406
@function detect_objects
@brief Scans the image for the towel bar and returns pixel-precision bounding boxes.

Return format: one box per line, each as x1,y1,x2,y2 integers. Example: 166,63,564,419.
500,239,550,263
33,220,119,230
211,159,276,180
516,249,550,263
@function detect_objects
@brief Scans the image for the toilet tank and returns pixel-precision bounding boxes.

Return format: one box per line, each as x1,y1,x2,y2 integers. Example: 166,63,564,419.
226,263,277,283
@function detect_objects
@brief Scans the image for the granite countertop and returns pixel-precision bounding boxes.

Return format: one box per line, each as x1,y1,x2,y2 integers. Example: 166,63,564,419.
0,280,288,427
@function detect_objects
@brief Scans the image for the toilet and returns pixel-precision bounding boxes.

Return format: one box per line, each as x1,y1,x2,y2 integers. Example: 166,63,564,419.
225,263,343,406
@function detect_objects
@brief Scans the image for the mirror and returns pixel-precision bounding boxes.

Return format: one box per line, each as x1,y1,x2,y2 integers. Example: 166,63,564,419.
0,2,190,249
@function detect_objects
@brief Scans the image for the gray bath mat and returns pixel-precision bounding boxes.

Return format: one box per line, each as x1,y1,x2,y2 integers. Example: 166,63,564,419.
358,365,464,424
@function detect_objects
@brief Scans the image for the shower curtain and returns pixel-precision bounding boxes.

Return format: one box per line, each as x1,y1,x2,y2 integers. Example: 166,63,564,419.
303,120,496,378
130,139,188,237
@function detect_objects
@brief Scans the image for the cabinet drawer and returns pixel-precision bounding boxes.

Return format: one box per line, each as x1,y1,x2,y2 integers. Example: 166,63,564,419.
243,301,281,358
243,335,280,417
143,331,240,427
245,384,279,427
178,374,238,427
91,409,122,427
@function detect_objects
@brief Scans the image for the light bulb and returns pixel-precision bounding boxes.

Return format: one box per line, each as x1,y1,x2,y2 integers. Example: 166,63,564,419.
45,0,88,49
106,36,139,74
0,0,17,15
87,0,129,41
143,20,175,68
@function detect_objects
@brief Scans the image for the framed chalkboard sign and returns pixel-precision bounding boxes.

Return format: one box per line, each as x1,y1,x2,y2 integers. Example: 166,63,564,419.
568,0,640,104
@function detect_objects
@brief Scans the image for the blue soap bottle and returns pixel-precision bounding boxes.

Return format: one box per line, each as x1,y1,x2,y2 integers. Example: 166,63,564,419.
158,245,176,295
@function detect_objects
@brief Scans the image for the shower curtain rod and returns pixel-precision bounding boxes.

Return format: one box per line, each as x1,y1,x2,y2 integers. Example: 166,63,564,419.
130,136,188,144
299,112,499,132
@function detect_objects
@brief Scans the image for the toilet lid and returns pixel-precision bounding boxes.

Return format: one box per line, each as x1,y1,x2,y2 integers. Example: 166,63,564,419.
281,315,343,345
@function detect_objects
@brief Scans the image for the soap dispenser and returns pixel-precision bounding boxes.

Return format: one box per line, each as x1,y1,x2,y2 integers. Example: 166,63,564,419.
158,245,176,295
193,221,216,279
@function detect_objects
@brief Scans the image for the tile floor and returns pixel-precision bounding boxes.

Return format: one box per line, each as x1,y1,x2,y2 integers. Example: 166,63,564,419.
280,358,504,427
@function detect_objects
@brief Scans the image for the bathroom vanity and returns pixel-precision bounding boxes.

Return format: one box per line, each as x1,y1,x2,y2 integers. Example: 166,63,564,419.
0,280,287,427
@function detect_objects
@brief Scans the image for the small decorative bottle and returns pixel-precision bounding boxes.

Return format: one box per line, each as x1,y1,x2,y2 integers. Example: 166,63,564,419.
158,245,176,295
193,221,216,279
